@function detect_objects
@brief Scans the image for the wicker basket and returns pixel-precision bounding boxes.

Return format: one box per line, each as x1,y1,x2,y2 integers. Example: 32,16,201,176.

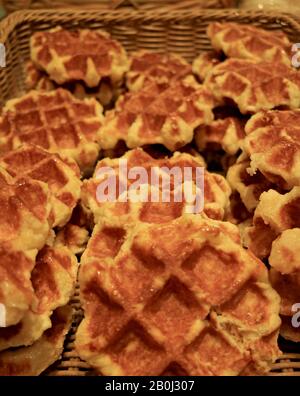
0,8,300,376
2,0,238,14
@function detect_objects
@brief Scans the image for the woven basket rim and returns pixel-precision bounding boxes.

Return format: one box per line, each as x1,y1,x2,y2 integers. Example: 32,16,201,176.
1,8,300,42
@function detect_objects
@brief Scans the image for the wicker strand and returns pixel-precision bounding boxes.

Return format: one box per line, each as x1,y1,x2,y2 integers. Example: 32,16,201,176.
1,8,300,43
2,0,237,14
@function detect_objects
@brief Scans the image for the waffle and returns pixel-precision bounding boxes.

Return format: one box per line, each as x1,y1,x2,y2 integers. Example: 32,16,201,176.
243,110,300,189
227,159,277,212
269,269,300,342
127,50,192,92
26,61,122,108
82,148,231,224
0,245,77,351
270,268,300,318
195,117,245,156
26,60,54,92
0,305,72,376
72,80,123,108
30,27,129,88
53,200,92,255
0,166,52,252
31,245,77,317
55,224,89,255
0,145,81,228
245,187,300,259
207,22,291,65
279,316,300,343
0,246,37,327
0,89,104,173
269,228,300,342
98,76,215,151
240,331,282,375
192,51,223,82
204,59,300,114
226,192,252,226
75,214,281,376
269,229,300,275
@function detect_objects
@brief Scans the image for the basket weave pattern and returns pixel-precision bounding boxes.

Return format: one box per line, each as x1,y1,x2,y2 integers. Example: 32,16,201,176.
0,8,300,376
2,0,237,14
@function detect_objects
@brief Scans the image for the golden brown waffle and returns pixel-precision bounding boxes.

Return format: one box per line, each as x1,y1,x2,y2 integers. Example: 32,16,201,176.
270,269,300,317
279,316,300,343
205,59,300,114
225,192,252,226
30,27,129,88
240,331,281,375
127,50,192,92
269,228,300,342
0,305,73,376
0,145,81,228
269,229,300,275
72,81,123,109
227,159,277,212
195,117,245,155
0,245,77,351
26,61,54,92
0,246,37,327
26,61,123,108
0,166,52,251
207,22,291,65
0,89,103,173
269,269,300,342
53,202,92,255
31,245,78,318
98,76,215,151
243,110,300,189
82,148,231,224
245,187,300,259
55,224,89,255
192,51,223,81
75,214,281,376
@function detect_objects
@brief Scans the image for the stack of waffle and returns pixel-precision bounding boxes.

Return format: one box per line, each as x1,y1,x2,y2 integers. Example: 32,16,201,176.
0,145,81,375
